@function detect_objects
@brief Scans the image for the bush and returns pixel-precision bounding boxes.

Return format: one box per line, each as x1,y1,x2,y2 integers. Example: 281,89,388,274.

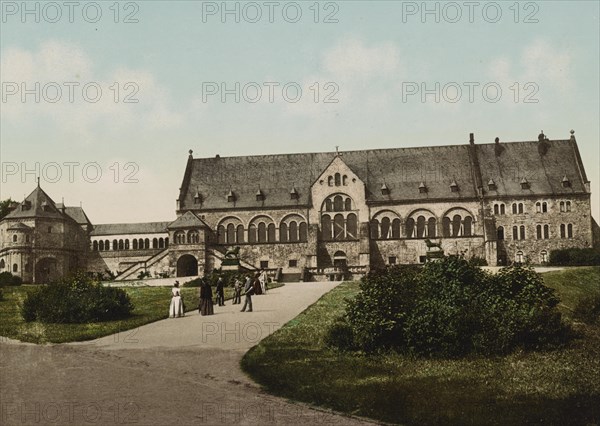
549,248,600,266
324,317,355,351
0,272,22,286
21,274,133,323
329,257,570,357
573,293,600,325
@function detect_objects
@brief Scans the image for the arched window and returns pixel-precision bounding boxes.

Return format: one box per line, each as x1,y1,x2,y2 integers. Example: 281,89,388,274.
236,225,245,243
497,226,504,240
334,173,341,186
346,214,358,239
248,224,257,243
541,250,548,263
392,219,402,239
165,237,169,247
463,216,473,236
99,240,105,251
268,223,276,242
333,214,345,240
188,231,199,244
333,195,344,211
536,202,541,213
325,199,333,212
380,217,391,239
175,231,186,245
328,176,333,186
370,220,380,239
342,175,348,185
12,234,17,242
513,226,518,240
280,223,288,243
519,225,526,240
258,223,267,243
560,224,566,238
0,259,4,269
105,240,110,250
289,221,298,242
560,201,565,212
566,201,571,212
159,238,164,248
518,203,524,214
494,204,500,215
152,238,158,249
125,240,130,250
543,224,549,239
416,216,426,238
13,263,18,272
442,217,451,238
226,224,235,244
322,215,332,241
93,241,98,251
452,215,462,237
512,203,518,214
536,225,542,239
299,222,308,242
113,240,118,250
500,204,505,215
542,202,548,213
516,251,524,263
217,226,225,244
344,198,352,211
567,224,573,238
406,218,416,238
132,239,138,250
139,238,145,249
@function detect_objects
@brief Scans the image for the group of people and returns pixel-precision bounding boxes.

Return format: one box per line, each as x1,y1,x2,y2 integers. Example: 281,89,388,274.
169,270,270,318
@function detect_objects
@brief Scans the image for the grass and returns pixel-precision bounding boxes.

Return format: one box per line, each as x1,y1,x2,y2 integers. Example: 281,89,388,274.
242,267,600,425
0,283,282,344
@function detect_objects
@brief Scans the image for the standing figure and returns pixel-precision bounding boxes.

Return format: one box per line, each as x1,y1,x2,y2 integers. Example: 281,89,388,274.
216,277,225,306
253,272,262,295
199,279,214,316
232,278,242,304
259,269,268,294
241,275,254,312
169,281,185,318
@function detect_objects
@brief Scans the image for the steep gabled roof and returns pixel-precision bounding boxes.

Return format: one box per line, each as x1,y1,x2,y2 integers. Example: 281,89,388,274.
178,137,590,210
91,221,170,236
168,211,207,229
4,185,64,220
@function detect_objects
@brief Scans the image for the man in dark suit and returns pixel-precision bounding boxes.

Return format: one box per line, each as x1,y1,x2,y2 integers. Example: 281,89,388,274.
215,277,225,306
241,275,254,312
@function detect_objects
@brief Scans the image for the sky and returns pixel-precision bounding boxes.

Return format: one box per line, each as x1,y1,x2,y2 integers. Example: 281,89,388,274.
1,0,599,223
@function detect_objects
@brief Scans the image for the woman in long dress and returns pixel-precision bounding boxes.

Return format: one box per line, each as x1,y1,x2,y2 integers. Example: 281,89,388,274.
199,280,214,316
169,281,185,318
259,270,268,294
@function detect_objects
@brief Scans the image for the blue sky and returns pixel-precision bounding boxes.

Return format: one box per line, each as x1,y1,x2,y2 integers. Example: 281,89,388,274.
1,1,598,223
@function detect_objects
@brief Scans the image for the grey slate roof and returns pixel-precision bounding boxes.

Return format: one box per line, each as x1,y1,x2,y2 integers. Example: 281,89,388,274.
178,138,589,210
168,211,207,229
4,185,64,220
91,221,170,236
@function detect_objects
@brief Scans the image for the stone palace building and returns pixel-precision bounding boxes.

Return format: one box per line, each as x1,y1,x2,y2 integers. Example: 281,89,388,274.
0,131,596,283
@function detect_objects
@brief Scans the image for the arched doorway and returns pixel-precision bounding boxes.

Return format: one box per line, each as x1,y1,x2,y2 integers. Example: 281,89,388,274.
177,255,198,277
333,251,347,269
35,257,58,284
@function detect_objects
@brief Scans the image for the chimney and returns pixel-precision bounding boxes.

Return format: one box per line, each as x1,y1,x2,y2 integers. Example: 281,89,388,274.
469,133,475,144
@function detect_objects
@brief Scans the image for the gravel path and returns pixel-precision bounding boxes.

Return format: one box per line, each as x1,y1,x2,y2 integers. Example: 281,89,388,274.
0,282,378,426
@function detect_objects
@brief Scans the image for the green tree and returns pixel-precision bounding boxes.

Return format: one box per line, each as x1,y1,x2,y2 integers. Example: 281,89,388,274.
0,198,15,220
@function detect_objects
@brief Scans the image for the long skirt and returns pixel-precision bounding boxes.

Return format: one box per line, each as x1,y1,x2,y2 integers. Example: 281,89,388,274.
169,296,185,318
199,298,214,316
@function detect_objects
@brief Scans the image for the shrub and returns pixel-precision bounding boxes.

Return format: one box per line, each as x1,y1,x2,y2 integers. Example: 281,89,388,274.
329,257,570,357
137,271,151,279
549,248,600,266
21,274,133,323
324,317,355,351
0,289,4,301
573,293,600,325
0,272,22,286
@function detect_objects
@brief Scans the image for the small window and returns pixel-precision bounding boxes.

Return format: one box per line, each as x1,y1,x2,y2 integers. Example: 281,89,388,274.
25,234,30,243
419,255,427,264
47,226,52,233
541,250,548,263
497,226,504,240
560,201,565,212
518,203,524,214
512,226,518,240
560,224,566,238
567,224,573,238
0,259,5,269
388,256,397,265
566,201,572,212
494,204,499,215
520,225,526,240
13,263,18,272
288,259,298,268
536,202,541,213
500,204,505,215
512,203,517,214
12,234,17,242
542,202,548,213
260,260,269,269
516,251,524,264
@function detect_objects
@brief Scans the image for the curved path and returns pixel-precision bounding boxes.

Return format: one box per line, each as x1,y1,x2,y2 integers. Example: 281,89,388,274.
0,282,377,425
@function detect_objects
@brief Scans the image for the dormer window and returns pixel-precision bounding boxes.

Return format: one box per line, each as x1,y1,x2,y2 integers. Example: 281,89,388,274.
21,201,31,211
290,187,299,200
419,182,428,194
488,179,497,191
562,175,571,188
450,180,459,193
381,183,390,195
194,191,202,204
41,201,51,211
520,178,530,190
256,189,264,202
227,190,236,203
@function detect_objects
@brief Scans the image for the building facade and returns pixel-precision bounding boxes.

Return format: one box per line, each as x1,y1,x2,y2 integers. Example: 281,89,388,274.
0,132,595,283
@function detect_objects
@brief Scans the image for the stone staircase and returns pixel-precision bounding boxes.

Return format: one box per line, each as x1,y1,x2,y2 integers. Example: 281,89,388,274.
114,249,169,281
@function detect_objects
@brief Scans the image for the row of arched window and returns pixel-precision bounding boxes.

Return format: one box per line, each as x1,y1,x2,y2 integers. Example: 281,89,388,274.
174,230,199,244
216,216,309,245
92,237,168,251
514,250,549,264
326,173,349,187
371,213,475,240
497,224,575,241
0,259,18,273
493,200,573,215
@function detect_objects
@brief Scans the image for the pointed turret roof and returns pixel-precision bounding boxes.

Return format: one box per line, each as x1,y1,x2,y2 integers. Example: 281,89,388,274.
4,185,63,220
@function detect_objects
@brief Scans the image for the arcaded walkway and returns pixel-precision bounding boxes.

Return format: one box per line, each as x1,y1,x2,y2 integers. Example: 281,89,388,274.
0,282,377,425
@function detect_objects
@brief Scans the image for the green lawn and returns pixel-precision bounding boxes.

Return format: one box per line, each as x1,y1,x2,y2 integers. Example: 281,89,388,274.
242,267,600,425
0,284,256,344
